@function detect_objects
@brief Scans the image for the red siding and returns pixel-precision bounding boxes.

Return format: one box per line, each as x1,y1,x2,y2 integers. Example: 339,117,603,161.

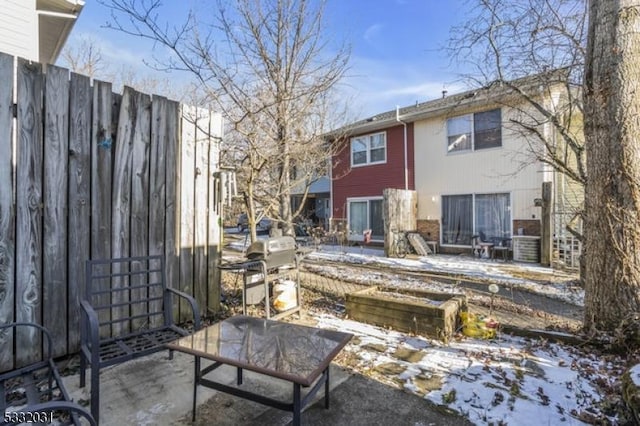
331,124,415,219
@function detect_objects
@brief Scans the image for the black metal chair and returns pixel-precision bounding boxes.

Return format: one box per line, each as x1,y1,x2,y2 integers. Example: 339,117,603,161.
1,323,97,426
79,255,200,424
492,238,513,261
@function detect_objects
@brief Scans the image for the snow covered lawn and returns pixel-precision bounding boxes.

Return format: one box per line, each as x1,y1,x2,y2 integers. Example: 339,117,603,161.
307,245,584,306
226,234,631,424
314,313,624,425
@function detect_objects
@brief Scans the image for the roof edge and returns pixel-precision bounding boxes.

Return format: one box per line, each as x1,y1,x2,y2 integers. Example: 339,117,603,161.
329,68,572,138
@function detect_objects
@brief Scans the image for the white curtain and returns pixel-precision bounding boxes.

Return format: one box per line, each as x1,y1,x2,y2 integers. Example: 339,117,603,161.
475,193,510,240
442,195,473,244
349,201,367,234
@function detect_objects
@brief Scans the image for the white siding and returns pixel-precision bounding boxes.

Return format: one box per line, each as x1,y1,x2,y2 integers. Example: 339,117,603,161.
0,0,38,61
414,105,543,225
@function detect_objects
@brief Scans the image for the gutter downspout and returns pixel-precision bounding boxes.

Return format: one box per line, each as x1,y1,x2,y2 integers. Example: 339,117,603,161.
329,149,333,231
396,106,408,190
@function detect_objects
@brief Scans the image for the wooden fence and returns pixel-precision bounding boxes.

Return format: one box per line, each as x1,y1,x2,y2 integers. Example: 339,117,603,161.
0,53,223,370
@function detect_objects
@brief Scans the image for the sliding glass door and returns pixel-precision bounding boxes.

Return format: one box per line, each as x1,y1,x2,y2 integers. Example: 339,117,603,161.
442,195,473,245
348,198,383,240
475,193,510,240
442,193,511,245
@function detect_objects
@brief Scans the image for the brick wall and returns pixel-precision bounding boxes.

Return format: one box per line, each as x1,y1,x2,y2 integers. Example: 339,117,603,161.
417,219,440,241
513,219,541,236
414,219,542,255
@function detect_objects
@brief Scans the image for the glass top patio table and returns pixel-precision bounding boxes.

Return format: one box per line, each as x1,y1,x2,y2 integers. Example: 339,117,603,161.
167,315,353,387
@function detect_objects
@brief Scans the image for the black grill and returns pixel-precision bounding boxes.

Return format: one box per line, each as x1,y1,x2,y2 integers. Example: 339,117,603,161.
246,236,298,269
218,235,302,320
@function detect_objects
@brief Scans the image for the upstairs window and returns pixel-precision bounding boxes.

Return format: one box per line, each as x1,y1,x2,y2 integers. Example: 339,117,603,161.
474,109,502,150
351,132,386,166
447,108,502,153
447,115,472,153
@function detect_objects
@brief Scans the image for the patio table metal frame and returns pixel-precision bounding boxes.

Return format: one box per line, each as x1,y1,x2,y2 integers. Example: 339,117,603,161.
166,315,353,426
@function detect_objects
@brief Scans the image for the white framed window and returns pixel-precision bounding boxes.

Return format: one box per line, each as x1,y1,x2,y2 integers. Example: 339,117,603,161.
441,193,511,245
447,108,502,153
351,132,386,166
347,197,384,240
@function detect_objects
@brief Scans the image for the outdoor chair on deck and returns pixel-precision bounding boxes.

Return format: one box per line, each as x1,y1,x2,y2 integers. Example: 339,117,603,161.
471,235,479,257
491,238,512,261
471,232,494,258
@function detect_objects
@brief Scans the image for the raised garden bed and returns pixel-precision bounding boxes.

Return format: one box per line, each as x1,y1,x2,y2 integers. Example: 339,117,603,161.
346,287,467,341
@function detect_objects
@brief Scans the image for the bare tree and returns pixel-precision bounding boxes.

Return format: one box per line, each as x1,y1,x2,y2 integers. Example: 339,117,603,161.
101,0,351,242
61,33,190,103
583,0,640,339
448,0,587,270
60,35,107,77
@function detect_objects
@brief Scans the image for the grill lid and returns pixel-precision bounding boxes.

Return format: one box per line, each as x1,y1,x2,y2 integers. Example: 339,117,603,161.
246,236,297,260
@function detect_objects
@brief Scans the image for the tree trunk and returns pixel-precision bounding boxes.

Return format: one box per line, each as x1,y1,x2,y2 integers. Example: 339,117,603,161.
245,172,258,243
583,0,640,332
278,118,294,237
280,149,293,236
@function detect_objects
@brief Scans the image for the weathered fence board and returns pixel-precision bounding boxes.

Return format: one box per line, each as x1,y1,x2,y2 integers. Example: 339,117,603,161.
149,97,168,327
164,100,180,320
91,80,114,340
194,108,209,315
383,188,418,257
112,87,136,336
207,113,223,314
131,92,151,259
179,105,196,320
0,56,222,369
15,59,44,367
43,65,70,358
149,97,168,258
68,72,92,351
0,52,15,372
130,92,151,330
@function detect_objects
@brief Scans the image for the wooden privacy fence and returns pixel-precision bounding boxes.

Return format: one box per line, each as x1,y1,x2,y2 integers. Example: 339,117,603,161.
383,189,418,257
0,52,223,370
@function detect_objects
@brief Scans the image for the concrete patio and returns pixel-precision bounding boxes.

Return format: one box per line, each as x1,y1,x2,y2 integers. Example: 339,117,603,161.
61,350,470,425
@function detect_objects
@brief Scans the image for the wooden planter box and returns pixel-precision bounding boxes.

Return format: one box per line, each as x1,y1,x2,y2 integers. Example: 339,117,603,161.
346,287,467,341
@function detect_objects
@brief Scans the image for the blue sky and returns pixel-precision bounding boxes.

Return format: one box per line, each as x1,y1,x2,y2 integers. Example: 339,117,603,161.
68,0,469,119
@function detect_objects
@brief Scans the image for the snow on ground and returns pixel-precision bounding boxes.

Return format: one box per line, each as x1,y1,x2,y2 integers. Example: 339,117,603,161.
225,232,583,307
314,314,623,425
296,244,616,424
307,245,584,306
225,231,627,424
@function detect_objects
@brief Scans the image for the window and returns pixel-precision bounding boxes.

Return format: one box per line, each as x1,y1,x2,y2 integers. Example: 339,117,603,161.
447,116,472,153
348,198,383,239
474,193,511,240
351,132,386,166
447,108,502,153
442,193,510,245
442,195,473,245
474,109,502,150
